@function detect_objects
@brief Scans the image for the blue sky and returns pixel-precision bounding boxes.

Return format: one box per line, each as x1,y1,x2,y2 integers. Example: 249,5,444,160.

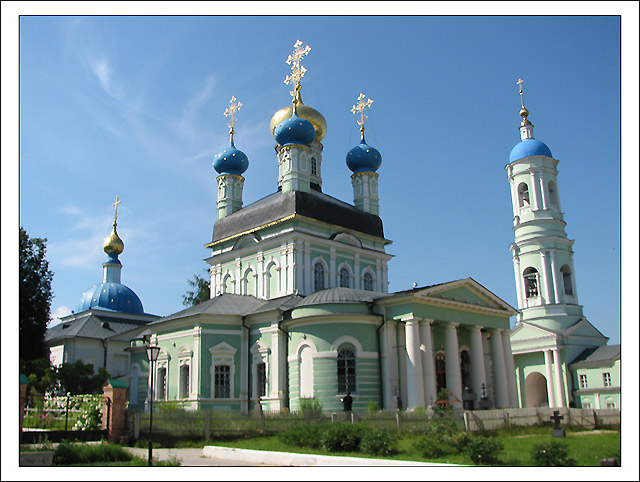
6,6,638,353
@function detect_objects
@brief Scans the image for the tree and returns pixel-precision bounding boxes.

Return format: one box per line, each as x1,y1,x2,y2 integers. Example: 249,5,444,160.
19,227,54,361
182,270,210,307
56,360,110,395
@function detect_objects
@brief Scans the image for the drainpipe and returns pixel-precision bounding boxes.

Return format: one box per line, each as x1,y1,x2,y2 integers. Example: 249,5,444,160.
370,302,386,411
279,309,292,409
241,316,250,411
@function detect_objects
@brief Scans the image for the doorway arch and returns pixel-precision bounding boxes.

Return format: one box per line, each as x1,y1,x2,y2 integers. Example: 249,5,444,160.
525,372,549,407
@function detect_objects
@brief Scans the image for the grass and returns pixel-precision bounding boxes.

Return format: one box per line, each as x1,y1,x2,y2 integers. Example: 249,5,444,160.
196,427,620,466
50,441,181,466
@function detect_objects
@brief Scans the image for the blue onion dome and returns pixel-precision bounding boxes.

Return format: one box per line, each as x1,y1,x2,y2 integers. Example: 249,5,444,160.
274,107,316,147
509,139,553,163
76,282,144,315
213,139,249,175
270,95,327,142
346,133,382,173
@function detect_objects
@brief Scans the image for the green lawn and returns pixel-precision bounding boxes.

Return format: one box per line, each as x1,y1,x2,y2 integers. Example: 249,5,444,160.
203,429,620,466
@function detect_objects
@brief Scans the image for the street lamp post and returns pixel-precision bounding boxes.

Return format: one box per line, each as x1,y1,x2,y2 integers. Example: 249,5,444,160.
146,345,160,467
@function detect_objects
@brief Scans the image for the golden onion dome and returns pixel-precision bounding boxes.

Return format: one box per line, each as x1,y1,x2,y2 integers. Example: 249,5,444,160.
103,225,124,256
270,96,327,143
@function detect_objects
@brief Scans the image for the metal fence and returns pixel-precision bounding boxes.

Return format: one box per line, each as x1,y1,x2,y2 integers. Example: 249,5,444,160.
22,394,109,443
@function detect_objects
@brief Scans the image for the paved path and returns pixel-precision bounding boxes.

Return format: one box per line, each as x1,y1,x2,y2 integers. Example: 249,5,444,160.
124,447,271,466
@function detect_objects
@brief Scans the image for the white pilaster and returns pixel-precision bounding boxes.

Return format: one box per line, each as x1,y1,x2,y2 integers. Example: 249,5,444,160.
530,170,540,210
329,248,336,289
419,320,438,407
482,331,494,402
240,324,249,413
538,174,548,210
553,348,566,408
469,326,487,405
512,253,524,310
501,331,518,407
381,320,399,410
405,319,425,409
256,252,264,299
490,329,509,408
354,254,361,290
192,327,201,398
443,322,463,407
540,250,553,304
549,250,562,304
544,349,556,407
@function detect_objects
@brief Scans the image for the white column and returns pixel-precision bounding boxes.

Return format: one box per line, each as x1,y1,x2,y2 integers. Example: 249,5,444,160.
235,258,242,295
354,254,361,290
287,243,295,295
240,324,249,413
192,327,201,398
443,322,463,407
490,329,509,408
469,326,487,405
482,332,494,402
419,320,438,407
397,322,407,408
280,245,287,295
509,176,519,218
256,252,264,299
329,248,336,288
569,252,579,304
549,250,562,304
295,240,303,295
544,349,557,408
405,319,425,409
540,250,553,304
304,243,311,295
530,171,540,210
381,261,389,293
538,174,548,210
553,348,566,408
501,331,518,407
512,253,524,310
381,320,399,410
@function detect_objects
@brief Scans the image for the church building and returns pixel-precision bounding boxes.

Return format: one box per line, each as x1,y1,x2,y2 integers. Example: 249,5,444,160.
46,198,159,380
506,81,613,409
126,41,519,413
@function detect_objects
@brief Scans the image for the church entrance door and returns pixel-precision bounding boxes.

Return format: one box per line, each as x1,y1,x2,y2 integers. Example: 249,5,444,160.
524,372,548,407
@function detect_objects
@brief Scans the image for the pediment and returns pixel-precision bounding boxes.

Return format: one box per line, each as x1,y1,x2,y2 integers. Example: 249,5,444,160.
564,318,609,340
209,341,237,355
415,278,517,315
510,321,558,342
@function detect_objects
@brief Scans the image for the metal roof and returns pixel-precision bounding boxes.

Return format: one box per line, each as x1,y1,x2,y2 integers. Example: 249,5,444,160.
571,344,621,366
46,313,151,342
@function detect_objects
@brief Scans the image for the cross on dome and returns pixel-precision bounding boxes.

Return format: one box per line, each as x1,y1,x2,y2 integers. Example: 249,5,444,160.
224,96,243,142
284,40,311,102
112,195,121,225
351,93,374,138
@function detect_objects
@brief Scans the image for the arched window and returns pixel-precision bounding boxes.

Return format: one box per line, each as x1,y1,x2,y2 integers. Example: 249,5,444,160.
523,267,539,298
244,268,256,296
561,265,573,296
311,157,317,176
337,346,357,395
518,182,530,207
313,262,325,291
363,272,374,291
548,181,558,206
179,364,190,399
223,273,233,294
339,267,350,288
435,353,446,393
267,263,279,298
256,362,267,398
156,366,167,400
460,350,471,390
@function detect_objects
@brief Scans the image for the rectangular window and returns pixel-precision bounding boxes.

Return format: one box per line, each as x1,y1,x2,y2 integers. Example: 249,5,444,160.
257,363,266,398
214,365,231,398
582,401,591,409
603,372,612,387
179,364,190,399
606,402,615,409
579,374,588,389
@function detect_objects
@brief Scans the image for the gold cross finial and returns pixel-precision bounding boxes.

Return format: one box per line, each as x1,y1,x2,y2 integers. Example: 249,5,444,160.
351,93,374,138
112,195,121,225
224,96,242,142
284,40,311,102
516,78,525,108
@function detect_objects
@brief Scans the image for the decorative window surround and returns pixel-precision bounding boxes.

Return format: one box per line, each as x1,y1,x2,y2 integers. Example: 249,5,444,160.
210,342,237,399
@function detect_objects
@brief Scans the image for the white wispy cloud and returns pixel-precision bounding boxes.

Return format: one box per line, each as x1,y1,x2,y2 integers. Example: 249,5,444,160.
175,74,218,141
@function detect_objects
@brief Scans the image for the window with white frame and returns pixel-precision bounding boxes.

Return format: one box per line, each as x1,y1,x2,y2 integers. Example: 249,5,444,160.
210,342,237,399
339,267,350,288
603,372,612,387
179,364,190,399
579,374,588,389
177,347,192,399
337,346,356,395
518,182,530,207
460,350,471,390
251,341,270,400
257,363,267,398
314,262,325,291
156,366,167,400
606,402,615,409
561,265,573,296
214,365,231,398
363,272,374,291
582,401,591,409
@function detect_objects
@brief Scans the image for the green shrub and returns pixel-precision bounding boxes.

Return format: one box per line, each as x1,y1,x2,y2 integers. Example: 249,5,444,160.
367,399,379,412
320,423,365,452
298,397,323,413
414,435,456,458
360,426,398,456
54,442,133,465
530,440,577,466
425,411,460,439
278,423,324,449
467,434,504,465
452,431,474,454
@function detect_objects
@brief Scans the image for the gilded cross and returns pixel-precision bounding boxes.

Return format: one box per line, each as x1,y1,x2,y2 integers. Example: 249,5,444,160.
351,93,374,133
284,40,311,100
224,96,242,131
516,78,525,107
112,195,121,224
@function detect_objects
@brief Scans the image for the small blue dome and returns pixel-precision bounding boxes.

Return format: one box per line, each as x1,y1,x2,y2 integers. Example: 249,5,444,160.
103,254,121,265
274,111,316,147
76,282,144,315
346,138,382,173
213,140,249,175
509,139,552,163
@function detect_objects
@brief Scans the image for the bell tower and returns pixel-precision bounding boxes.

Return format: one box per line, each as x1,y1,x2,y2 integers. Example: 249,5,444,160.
506,79,582,330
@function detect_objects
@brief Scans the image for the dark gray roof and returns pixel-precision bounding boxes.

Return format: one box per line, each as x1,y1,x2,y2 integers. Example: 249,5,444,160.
210,189,385,244
295,287,387,307
46,313,150,342
571,344,621,366
154,293,305,323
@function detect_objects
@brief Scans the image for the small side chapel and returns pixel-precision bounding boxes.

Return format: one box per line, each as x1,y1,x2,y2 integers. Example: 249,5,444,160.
127,41,519,413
